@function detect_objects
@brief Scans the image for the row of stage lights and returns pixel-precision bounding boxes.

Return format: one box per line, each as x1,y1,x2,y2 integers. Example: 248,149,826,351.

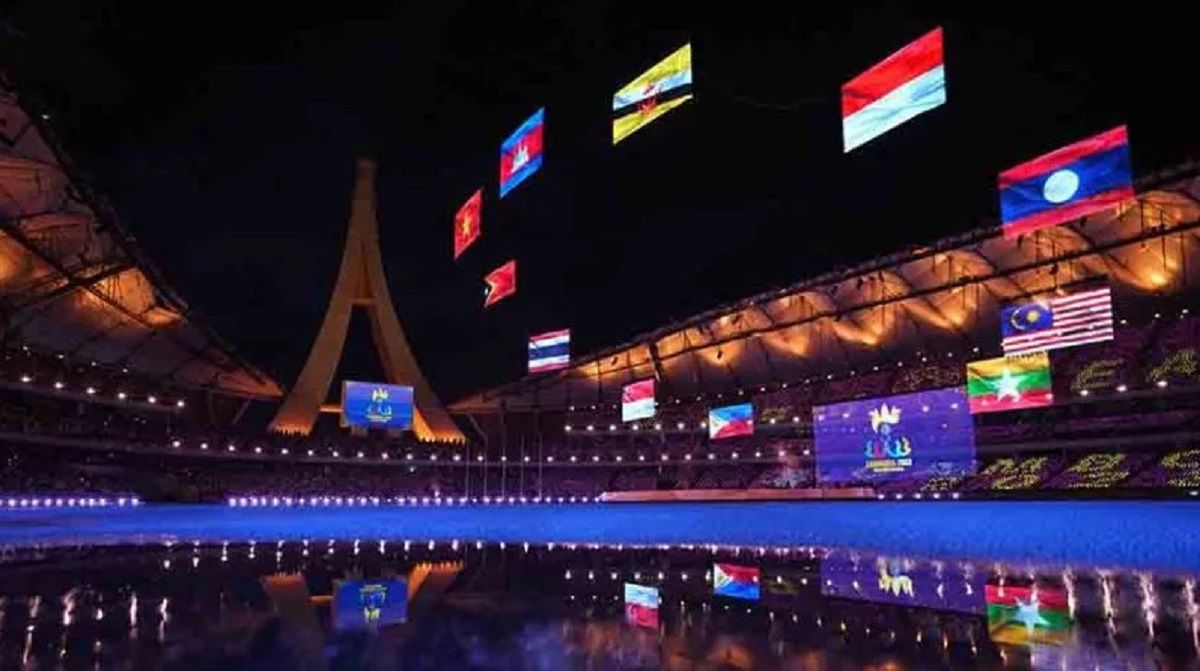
1,496,141,510
12,373,185,408
226,494,599,507
170,440,810,462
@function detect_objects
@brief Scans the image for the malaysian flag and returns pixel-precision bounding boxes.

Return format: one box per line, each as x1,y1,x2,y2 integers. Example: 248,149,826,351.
1000,286,1114,356
528,329,570,374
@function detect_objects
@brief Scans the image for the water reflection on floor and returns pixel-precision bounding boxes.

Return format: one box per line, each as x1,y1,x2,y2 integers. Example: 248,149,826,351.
1,540,1197,670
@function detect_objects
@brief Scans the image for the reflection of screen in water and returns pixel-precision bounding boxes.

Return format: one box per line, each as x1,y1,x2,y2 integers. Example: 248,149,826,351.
333,579,407,630
820,551,984,613
713,563,760,600
813,387,975,484
623,582,659,628
341,382,414,430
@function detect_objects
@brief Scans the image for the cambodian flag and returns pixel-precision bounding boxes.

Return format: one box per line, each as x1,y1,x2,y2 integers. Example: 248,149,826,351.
528,329,570,374
713,563,761,601
499,108,544,198
999,126,1133,238
623,583,660,628
708,403,754,440
842,27,946,152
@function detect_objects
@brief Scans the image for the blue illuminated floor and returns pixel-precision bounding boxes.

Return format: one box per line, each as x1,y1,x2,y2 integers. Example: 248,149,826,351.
2,501,1197,572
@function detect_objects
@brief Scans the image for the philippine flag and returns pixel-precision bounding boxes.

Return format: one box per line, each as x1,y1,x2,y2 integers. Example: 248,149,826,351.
998,126,1133,238
842,27,946,153
713,563,761,601
499,108,544,198
528,329,570,374
621,379,656,422
708,403,754,440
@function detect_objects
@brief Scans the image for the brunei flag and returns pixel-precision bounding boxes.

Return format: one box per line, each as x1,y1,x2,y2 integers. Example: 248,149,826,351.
612,43,693,145
999,126,1133,238
966,352,1053,414
453,189,482,260
986,584,1071,646
483,260,516,308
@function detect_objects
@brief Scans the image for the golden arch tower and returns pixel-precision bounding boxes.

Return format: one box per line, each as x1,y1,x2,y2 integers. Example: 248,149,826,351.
269,159,464,442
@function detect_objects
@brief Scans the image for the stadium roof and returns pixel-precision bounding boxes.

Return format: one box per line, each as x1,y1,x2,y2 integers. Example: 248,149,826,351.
452,163,1200,414
0,74,283,400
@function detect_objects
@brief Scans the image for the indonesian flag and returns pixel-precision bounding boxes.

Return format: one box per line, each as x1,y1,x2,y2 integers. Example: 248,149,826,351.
453,189,482,260
842,27,946,152
483,260,517,308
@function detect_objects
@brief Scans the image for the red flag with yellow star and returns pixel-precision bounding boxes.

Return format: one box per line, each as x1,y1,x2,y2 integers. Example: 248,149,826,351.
453,189,482,260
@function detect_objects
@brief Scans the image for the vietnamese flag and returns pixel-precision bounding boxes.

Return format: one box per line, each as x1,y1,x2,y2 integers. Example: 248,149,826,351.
453,189,482,260
483,260,516,308
985,584,1071,645
966,352,1053,414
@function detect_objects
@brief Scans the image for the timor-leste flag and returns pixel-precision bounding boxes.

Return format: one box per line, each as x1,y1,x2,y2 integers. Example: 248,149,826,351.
986,584,1071,646
999,126,1133,238
453,189,482,260
612,43,693,145
483,260,516,308
966,352,1053,414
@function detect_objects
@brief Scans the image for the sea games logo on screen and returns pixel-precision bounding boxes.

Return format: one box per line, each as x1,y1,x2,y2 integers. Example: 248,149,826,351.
863,402,913,475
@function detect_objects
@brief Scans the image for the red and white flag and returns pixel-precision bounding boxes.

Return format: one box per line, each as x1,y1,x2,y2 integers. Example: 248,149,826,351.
842,27,946,152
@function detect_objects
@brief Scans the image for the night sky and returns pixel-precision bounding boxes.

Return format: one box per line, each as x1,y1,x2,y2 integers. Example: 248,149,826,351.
4,1,1198,404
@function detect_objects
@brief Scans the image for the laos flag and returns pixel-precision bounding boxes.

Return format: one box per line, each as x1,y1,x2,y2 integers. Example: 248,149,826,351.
999,126,1133,238
499,108,544,198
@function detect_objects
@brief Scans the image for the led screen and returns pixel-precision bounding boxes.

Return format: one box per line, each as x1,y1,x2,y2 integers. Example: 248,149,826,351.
713,563,760,601
621,379,656,422
820,551,984,614
708,403,753,440
813,387,975,485
341,382,414,430
333,579,407,630
623,583,660,628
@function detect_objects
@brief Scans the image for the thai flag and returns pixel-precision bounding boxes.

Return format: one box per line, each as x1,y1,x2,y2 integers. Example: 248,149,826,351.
842,27,946,153
708,403,754,440
528,329,570,373
621,379,656,422
998,126,1133,238
499,108,544,198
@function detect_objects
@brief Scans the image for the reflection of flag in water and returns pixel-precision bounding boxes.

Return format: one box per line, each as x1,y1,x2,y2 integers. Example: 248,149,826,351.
999,126,1133,238
621,379,656,422
842,27,946,152
453,189,482,260
708,403,754,440
713,563,761,600
1001,286,1114,356
986,584,1071,646
966,352,1053,414
483,260,517,308
612,43,693,145
528,329,570,373
499,108,544,197
623,583,660,628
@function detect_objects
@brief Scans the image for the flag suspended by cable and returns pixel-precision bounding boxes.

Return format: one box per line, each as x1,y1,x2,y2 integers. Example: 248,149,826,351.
483,260,517,308
1000,285,1114,356
499,108,544,198
612,43,693,145
528,329,571,374
453,189,482,260
998,125,1133,239
842,27,946,152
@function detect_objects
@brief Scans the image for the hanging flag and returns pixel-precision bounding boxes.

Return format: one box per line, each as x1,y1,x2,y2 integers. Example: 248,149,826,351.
708,403,754,440
713,563,761,601
483,260,517,308
999,126,1134,238
499,108,544,198
621,379,657,422
986,584,1071,646
623,583,660,628
966,352,1053,414
1001,286,1114,356
612,43,693,145
528,329,570,373
453,189,482,260
842,27,946,153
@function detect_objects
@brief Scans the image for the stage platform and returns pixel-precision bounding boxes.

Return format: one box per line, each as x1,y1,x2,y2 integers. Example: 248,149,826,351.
597,487,874,502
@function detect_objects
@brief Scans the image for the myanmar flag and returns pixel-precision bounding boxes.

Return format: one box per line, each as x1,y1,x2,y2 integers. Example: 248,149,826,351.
986,584,1071,646
966,352,1052,415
